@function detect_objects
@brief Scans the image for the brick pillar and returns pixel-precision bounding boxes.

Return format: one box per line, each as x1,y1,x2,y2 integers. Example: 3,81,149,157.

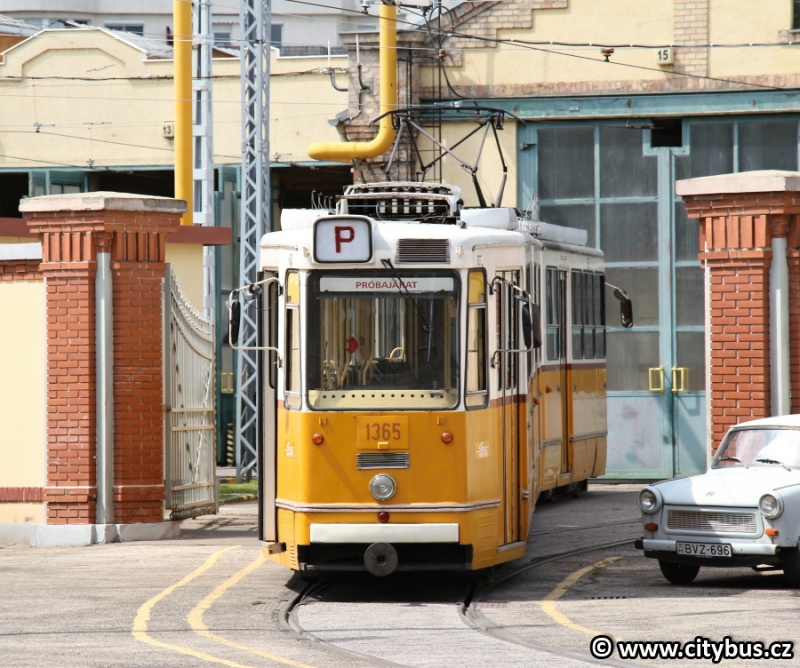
677,172,800,452
21,193,183,528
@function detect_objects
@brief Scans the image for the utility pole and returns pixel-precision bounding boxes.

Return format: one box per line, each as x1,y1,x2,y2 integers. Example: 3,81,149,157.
235,0,271,481
193,0,216,323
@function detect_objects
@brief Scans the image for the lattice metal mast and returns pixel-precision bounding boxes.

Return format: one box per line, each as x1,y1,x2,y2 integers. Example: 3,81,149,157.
235,0,271,481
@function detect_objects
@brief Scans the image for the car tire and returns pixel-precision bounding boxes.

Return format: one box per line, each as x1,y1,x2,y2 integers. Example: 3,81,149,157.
780,545,800,586
658,560,700,585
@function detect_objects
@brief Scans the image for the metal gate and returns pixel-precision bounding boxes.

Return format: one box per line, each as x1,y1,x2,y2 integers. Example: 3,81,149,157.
164,267,218,519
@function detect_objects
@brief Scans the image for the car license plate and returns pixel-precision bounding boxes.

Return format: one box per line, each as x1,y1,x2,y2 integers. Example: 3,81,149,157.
356,416,409,450
676,542,732,557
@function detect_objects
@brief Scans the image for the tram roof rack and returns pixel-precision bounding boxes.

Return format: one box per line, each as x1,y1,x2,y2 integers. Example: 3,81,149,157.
527,221,588,247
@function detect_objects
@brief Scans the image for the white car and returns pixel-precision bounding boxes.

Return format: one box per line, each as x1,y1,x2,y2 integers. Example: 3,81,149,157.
636,415,800,585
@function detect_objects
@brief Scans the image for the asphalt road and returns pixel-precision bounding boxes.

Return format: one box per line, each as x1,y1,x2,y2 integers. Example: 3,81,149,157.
4,485,800,668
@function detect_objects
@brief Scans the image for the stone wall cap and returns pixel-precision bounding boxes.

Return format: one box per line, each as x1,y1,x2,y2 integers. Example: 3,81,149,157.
19,191,187,214
676,170,800,197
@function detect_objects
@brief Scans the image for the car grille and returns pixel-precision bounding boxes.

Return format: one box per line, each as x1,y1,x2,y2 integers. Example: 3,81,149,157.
666,510,757,533
356,453,409,469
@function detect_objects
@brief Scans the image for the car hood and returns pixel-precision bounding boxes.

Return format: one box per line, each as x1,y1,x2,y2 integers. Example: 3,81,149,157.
655,467,800,507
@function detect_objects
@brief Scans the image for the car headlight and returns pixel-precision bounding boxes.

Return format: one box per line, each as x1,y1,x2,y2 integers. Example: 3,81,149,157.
759,493,784,519
369,474,396,501
638,487,662,514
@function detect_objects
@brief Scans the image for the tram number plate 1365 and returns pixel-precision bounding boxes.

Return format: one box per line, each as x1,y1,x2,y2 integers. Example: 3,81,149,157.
356,416,409,450
676,542,732,557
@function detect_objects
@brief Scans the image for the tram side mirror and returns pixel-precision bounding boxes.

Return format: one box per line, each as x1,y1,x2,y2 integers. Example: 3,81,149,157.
620,299,633,328
608,284,634,329
228,300,241,345
522,303,542,349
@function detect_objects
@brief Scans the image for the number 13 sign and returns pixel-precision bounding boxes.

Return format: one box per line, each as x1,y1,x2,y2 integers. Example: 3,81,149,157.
314,217,372,263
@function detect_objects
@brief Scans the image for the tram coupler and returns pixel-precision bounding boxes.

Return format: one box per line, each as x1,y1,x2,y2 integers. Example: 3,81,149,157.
364,542,399,577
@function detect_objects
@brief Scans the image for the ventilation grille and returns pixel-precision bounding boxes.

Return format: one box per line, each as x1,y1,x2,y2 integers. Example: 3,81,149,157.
396,238,450,264
667,510,757,534
357,453,410,469
346,197,452,222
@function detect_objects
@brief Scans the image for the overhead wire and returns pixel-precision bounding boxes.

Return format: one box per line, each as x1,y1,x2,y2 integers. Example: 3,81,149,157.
2,0,797,170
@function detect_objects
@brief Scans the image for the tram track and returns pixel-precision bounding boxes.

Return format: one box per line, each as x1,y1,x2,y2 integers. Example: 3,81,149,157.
278,537,643,668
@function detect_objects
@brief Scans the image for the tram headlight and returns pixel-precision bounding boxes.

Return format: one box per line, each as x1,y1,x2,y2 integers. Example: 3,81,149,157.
638,488,662,514
369,474,396,501
759,493,784,519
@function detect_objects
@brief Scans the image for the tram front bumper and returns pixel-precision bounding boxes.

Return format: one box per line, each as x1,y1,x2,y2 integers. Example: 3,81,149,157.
301,523,468,573
309,522,459,544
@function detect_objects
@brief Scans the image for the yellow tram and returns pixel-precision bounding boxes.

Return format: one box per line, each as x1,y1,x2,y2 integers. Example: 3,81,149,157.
229,181,631,576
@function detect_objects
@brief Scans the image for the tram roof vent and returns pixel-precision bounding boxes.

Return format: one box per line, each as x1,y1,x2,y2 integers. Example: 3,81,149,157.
530,221,588,246
396,238,450,264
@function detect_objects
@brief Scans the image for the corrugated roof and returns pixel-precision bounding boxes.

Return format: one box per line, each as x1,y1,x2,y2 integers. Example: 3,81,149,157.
102,28,174,58
0,14,38,35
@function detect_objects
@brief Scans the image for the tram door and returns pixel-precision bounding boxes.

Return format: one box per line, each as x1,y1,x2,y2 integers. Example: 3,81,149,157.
496,270,521,545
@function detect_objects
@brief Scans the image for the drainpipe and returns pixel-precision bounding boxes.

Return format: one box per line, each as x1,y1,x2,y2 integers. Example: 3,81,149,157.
307,2,397,162
770,232,790,416
96,249,114,525
704,242,712,468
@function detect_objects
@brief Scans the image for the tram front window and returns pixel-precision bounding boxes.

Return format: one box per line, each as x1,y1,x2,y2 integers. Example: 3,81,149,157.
306,271,459,410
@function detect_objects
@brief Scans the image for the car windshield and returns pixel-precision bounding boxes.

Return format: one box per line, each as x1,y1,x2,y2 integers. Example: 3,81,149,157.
711,428,800,469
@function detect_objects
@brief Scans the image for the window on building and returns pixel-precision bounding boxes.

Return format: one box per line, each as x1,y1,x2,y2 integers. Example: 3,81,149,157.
271,24,283,46
213,29,232,47
105,23,145,36
794,0,800,29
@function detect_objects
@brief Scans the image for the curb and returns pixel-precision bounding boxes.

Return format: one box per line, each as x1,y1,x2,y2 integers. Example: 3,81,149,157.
220,493,258,505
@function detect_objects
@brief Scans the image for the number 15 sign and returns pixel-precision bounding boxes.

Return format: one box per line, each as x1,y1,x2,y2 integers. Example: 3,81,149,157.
314,216,372,263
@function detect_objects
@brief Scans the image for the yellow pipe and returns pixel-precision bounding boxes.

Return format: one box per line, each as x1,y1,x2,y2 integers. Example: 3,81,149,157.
174,0,193,225
307,2,397,162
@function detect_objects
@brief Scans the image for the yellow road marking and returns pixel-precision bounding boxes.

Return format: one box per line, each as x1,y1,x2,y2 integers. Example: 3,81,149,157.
541,556,623,640
188,555,318,668
132,545,255,668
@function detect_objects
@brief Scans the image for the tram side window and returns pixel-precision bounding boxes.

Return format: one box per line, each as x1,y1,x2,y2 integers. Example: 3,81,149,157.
466,269,487,408
583,272,595,359
571,270,584,359
285,271,301,408
570,270,606,360
546,267,561,360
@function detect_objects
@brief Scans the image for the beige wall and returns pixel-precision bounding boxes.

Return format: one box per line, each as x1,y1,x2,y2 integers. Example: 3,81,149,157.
165,243,204,313
435,121,518,208
0,503,45,524
421,0,798,91
0,280,46,499
0,30,346,172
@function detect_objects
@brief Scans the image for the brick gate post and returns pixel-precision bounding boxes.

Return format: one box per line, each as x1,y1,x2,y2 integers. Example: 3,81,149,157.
677,171,800,454
21,192,184,542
